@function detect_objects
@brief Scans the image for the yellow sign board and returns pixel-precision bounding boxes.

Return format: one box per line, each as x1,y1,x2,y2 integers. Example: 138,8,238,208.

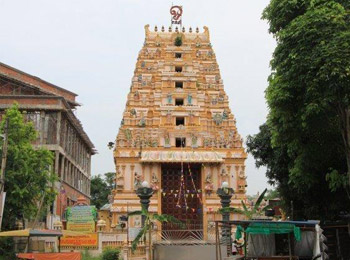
60,233,98,247
67,221,95,232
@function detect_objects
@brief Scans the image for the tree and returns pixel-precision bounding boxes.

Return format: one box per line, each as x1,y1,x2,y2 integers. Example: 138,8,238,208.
265,189,279,201
90,172,115,209
0,104,57,230
247,123,350,220
104,172,115,191
261,0,350,219
263,0,350,191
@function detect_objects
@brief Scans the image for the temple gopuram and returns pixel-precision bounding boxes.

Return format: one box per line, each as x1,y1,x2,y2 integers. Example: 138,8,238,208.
110,20,247,238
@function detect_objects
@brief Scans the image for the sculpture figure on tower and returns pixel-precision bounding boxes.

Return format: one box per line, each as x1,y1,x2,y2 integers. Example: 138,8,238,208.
167,93,172,105
134,172,142,190
187,93,192,105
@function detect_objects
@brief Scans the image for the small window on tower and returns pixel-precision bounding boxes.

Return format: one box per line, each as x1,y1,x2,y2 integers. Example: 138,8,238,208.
175,66,183,72
176,117,185,126
175,81,183,88
176,138,186,148
175,99,184,106
175,53,182,58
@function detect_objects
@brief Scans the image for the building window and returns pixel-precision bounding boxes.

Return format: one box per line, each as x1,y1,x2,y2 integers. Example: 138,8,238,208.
176,117,185,126
176,137,186,147
175,53,182,58
175,81,183,88
175,66,183,72
175,99,184,106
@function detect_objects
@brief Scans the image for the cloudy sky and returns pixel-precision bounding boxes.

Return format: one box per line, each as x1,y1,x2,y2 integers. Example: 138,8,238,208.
0,0,275,195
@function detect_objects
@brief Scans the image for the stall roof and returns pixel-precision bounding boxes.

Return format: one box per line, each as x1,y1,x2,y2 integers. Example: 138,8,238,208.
235,222,302,241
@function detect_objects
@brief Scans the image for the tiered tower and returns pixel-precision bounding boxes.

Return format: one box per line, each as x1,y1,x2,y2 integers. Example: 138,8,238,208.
110,24,247,237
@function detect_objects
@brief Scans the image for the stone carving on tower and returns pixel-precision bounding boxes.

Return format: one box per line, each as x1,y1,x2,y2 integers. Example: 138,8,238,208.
110,22,247,237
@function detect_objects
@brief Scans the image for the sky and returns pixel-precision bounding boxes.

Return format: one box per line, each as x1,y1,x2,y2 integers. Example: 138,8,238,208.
0,0,276,195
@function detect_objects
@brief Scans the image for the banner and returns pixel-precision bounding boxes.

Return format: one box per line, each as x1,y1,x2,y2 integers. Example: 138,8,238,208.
66,205,97,232
60,233,98,247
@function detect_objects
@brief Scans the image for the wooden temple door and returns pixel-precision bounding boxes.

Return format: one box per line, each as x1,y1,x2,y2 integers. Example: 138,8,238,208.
161,163,202,234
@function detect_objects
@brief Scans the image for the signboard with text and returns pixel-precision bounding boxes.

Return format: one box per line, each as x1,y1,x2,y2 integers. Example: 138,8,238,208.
60,233,98,247
66,205,97,232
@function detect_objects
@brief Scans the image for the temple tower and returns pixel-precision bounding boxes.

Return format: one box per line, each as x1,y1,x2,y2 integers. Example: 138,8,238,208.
111,24,247,237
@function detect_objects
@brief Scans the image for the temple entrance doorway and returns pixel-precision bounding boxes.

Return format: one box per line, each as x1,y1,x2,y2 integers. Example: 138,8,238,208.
161,163,203,238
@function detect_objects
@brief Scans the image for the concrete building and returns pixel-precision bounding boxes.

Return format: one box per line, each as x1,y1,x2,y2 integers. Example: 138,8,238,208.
0,62,96,228
110,25,247,239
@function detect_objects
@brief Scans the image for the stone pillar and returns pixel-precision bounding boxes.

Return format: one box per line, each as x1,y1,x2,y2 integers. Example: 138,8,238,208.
129,164,134,190
98,231,103,254
122,244,129,260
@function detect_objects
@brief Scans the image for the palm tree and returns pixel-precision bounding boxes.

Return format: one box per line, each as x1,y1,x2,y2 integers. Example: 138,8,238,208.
128,208,183,259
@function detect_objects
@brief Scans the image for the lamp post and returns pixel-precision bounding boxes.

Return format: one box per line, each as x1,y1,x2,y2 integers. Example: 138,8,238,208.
136,181,154,226
136,181,154,260
217,182,234,248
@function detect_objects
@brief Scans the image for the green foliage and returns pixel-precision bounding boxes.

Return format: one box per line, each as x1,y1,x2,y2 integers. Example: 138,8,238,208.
262,0,308,34
265,189,280,200
82,250,101,260
0,104,57,230
91,172,115,209
0,237,15,260
174,36,182,46
247,122,350,220
263,0,350,191
152,213,184,226
326,169,348,192
102,247,120,260
219,189,270,219
104,172,115,189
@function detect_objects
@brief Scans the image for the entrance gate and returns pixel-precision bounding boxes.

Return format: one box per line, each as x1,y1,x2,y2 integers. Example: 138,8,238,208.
161,163,202,237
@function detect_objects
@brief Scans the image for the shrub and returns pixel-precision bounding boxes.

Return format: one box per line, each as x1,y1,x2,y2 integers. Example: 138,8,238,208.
82,249,101,260
102,247,120,260
0,237,15,260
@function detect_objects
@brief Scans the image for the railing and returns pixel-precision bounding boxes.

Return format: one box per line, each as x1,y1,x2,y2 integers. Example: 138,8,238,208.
102,240,124,248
